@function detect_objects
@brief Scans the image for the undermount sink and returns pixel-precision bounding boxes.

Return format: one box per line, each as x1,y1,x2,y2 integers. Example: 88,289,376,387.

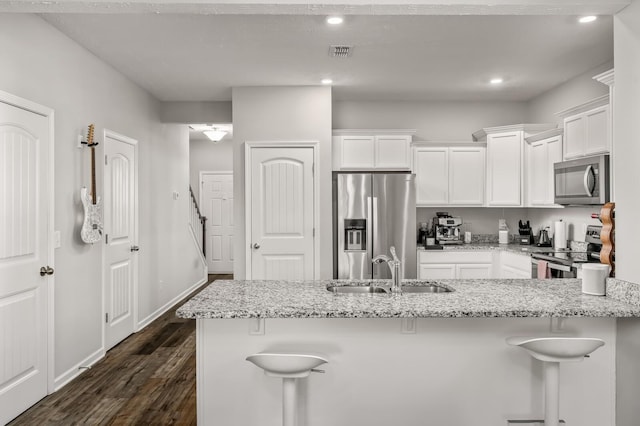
400,284,452,293
328,285,388,294
327,283,453,294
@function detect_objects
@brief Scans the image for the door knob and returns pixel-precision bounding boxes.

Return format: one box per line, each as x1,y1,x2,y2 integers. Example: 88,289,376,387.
131,245,140,252
40,266,54,276
253,243,260,249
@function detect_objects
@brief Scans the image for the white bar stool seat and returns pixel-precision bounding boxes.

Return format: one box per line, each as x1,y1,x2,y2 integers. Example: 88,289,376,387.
506,337,605,426
247,352,328,426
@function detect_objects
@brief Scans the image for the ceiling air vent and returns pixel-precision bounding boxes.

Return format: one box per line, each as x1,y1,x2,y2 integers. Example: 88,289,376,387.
329,45,353,58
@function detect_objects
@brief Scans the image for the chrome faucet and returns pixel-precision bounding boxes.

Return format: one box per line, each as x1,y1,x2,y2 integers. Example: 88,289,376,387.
372,246,402,293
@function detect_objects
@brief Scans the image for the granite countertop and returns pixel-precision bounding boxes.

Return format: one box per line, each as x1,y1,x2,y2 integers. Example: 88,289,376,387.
176,278,640,320
418,242,556,254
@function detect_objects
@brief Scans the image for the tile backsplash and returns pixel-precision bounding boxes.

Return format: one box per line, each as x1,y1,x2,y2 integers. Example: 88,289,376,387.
417,206,602,243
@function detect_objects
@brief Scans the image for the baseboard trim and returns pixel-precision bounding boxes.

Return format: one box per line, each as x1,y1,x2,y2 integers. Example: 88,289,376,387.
54,346,105,392
136,275,208,331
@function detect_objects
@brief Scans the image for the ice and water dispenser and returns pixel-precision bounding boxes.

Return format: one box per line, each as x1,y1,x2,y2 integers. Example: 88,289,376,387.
344,219,366,251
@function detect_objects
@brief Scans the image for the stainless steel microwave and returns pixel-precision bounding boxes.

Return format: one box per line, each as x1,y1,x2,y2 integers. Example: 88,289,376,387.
554,154,609,205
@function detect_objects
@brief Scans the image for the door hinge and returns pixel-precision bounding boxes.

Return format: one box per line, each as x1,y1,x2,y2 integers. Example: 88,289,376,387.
313,228,315,237
312,163,315,176
105,234,109,244
105,155,108,166
105,313,109,323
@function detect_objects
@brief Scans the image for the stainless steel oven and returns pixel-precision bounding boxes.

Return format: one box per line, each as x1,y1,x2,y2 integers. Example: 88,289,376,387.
531,255,578,278
554,154,609,205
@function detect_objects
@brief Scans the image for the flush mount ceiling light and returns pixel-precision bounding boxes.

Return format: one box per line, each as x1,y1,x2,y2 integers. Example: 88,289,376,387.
326,16,344,25
490,78,504,85
579,15,598,23
203,128,227,142
321,78,333,85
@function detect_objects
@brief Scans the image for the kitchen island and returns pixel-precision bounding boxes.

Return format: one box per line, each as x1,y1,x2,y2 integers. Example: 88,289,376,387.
177,279,640,425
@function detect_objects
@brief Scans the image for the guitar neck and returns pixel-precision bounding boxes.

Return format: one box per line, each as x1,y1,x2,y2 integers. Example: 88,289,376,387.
87,124,97,205
90,145,97,205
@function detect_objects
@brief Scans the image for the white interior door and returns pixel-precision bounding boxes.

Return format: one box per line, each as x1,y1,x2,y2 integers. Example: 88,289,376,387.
103,131,138,351
0,94,52,424
201,172,233,274
247,146,315,280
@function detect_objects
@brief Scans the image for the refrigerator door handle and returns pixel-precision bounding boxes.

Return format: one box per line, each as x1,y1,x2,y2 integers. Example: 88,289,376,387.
370,196,378,278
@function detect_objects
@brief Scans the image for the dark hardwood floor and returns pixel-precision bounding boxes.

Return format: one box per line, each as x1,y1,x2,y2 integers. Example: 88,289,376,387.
10,274,231,426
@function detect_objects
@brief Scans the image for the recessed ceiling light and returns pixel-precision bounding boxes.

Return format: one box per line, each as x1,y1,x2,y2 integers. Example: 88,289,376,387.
579,16,598,23
321,78,333,85
326,16,344,25
490,78,504,85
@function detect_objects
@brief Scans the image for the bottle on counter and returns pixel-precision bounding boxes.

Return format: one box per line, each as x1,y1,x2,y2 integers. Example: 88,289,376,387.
498,219,509,244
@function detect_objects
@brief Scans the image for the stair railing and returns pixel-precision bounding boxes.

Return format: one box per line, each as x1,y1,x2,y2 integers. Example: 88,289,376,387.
189,186,206,257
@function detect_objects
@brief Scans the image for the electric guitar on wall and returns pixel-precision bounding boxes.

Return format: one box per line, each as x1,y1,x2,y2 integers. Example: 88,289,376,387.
80,124,103,244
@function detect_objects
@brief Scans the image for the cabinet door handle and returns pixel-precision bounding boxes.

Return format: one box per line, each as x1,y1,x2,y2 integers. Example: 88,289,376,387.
583,165,595,196
131,246,140,252
253,243,260,249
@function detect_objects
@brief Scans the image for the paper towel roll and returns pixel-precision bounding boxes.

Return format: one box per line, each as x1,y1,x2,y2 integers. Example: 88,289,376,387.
553,220,567,249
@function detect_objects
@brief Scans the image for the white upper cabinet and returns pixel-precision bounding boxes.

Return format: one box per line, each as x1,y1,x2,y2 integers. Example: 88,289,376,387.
525,129,564,208
473,124,556,207
332,130,414,171
556,95,610,160
449,147,485,205
413,144,484,206
339,135,375,169
414,147,449,205
486,131,522,206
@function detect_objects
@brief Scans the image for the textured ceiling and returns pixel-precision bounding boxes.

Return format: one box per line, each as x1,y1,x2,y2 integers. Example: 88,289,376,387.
42,13,613,102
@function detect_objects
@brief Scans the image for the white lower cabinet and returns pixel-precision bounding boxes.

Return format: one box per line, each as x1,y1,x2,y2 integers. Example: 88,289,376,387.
419,264,456,279
456,263,493,279
418,251,493,279
499,251,532,278
417,250,532,279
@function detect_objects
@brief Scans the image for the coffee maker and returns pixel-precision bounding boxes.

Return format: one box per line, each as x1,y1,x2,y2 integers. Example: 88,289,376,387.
433,212,463,245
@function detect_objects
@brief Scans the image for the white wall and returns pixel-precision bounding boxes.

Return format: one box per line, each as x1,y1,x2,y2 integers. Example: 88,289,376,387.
333,100,528,140
189,138,234,201
613,1,640,424
161,101,232,124
526,61,613,126
613,1,640,283
0,14,204,383
232,86,332,279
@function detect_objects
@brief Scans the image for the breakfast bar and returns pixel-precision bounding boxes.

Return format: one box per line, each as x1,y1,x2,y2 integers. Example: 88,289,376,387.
177,279,640,426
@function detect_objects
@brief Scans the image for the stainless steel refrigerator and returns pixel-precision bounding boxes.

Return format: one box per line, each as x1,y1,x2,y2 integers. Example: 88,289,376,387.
333,172,416,280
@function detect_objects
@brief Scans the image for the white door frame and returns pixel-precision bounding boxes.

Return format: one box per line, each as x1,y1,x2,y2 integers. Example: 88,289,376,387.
0,89,56,393
244,141,319,280
101,129,139,348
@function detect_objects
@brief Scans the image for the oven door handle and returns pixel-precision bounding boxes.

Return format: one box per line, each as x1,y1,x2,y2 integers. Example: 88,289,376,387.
531,258,574,273
583,165,595,197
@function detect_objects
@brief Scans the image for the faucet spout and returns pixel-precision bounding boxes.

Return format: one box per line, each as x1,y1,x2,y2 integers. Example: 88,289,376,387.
372,247,402,293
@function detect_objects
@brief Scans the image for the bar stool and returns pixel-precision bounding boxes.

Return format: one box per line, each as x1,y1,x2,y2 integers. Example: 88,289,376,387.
506,336,605,426
246,352,328,426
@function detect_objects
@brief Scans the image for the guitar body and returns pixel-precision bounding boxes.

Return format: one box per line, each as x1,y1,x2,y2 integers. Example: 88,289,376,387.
81,186,103,244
